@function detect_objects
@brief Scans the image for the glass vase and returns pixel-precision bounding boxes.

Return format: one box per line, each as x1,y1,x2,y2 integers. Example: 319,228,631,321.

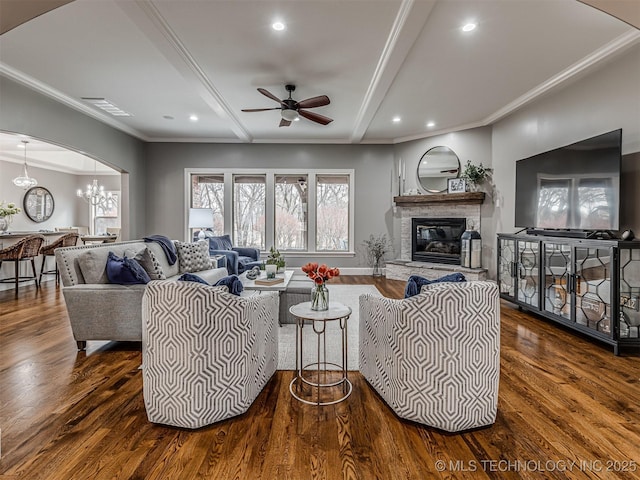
0,215,11,233
311,283,329,311
372,258,382,277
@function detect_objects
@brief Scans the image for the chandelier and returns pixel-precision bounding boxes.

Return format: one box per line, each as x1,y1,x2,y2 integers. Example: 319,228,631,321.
76,162,115,208
13,140,38,189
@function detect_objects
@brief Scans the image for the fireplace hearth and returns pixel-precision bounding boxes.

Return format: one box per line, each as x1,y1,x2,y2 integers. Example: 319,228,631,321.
412,217,466,265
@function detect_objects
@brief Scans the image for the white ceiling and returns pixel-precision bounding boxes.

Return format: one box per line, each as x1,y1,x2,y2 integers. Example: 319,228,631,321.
0,0,638,170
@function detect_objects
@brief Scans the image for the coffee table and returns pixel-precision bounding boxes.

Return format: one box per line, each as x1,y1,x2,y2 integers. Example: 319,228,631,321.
240,269,293,291
288,301,352,406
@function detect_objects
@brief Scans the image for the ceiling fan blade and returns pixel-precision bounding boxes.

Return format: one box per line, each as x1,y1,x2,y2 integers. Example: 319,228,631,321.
279,118,292,127
241,108,281,112
297,95,330,109
258,88,283,104
299,109,333,125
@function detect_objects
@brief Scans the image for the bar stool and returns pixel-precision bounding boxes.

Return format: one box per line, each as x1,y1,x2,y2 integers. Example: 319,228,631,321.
39,233,79,285
0,234,45,295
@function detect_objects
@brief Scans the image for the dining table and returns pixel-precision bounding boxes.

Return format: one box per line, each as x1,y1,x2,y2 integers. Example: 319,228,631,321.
80,234,117,245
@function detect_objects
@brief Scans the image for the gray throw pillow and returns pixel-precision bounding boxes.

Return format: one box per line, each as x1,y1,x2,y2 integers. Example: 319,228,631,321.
175,240,211,273
125,247,166,280
77,249,110,284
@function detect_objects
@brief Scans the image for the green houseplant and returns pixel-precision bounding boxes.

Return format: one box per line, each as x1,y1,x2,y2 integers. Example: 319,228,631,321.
266,246,286,272
362,234,393,277
461,160,493,190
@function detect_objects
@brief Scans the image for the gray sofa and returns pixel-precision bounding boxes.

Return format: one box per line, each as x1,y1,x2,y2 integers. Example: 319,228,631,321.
55,240,228,350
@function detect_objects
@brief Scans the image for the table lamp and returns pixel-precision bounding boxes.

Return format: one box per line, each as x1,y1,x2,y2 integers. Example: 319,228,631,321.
188,208,214,241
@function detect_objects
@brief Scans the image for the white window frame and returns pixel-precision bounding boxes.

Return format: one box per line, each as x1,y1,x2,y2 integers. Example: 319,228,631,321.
185,168,355,257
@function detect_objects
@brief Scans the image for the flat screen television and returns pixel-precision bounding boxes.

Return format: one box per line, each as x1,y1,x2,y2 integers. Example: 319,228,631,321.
515,129,622,232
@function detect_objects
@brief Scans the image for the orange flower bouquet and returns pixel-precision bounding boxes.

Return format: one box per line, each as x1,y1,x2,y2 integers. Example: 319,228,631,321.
302,262,340,311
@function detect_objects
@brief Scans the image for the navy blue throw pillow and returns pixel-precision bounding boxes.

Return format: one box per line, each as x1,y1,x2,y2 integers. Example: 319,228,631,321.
214,274,244,296
178,273,210,285
404,273,466,298
106,251,151,285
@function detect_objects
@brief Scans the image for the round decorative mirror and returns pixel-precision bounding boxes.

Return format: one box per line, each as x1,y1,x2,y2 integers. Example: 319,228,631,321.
417,146,461,193
23,186,55,223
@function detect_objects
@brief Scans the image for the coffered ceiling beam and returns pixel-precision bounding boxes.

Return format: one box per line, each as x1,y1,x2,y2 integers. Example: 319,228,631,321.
350,0,436,144
117,0,252,143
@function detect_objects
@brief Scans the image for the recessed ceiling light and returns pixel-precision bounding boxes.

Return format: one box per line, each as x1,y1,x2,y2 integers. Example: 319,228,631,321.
272,21,285,31
426,121,435,128
392,116,401,123
462,22,477,32
189,115,199,122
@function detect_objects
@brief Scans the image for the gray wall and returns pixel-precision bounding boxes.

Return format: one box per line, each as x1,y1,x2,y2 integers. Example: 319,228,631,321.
0,160,83,230
0,77,147,238
146,143,394,268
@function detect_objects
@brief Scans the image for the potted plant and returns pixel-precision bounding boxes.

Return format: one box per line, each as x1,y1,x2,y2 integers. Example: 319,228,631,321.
0,201,21,233
362,234,393,277
266,246,286,272
461,160,493,191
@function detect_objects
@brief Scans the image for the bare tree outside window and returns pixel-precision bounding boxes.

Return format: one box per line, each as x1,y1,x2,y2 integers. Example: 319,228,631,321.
234,175,266,249
275,175,307,250
317,175,349,251
191,175,224,238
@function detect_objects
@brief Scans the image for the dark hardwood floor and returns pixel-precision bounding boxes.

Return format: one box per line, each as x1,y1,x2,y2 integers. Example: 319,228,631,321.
1,277,639,479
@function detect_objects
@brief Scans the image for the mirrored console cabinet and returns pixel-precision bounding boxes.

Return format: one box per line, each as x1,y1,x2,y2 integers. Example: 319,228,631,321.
497,233,640,355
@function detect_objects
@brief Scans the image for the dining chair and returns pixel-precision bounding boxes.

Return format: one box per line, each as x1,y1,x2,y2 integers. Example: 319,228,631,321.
39,233,79,284
0,235,46,295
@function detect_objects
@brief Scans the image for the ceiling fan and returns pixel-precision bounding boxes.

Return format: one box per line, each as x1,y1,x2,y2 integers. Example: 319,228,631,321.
242,84,333,127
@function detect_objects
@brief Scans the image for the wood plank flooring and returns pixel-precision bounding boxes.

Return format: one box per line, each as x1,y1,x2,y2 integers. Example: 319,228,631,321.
1,277,639,479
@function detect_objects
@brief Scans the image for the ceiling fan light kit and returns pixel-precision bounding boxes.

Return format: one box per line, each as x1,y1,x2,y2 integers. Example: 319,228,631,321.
242,84,332,127
281,109,299,122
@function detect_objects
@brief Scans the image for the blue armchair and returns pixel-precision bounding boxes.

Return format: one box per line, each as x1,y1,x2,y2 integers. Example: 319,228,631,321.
203,234,260,274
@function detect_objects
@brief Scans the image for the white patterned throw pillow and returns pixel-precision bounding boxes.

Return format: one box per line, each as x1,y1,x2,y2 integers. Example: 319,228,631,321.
175,240,211,273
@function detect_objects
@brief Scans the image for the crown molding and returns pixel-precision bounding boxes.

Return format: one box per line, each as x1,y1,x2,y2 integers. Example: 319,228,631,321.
483,29,640,126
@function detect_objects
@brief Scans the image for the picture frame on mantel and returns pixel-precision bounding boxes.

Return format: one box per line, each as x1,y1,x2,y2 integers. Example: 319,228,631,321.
448,178,466,194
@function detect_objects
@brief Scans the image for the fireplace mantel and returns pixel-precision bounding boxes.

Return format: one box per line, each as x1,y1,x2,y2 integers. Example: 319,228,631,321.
393,192,485,207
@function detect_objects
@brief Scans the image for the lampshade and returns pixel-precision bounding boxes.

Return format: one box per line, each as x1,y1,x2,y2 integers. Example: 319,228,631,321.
281,109,299,122
188,208,214,229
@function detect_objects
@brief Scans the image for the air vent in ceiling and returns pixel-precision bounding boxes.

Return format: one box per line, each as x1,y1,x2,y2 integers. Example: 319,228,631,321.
81,97,132,117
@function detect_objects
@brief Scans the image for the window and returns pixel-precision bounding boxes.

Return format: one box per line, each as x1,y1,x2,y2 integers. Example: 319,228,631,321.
186,169,353,253
191,174,224,238
275,175,307,250
92,193,119,235
233,174,266,250
316,175,349,251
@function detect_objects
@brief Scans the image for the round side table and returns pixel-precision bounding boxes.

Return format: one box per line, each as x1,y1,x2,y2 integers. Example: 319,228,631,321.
288,301,352,406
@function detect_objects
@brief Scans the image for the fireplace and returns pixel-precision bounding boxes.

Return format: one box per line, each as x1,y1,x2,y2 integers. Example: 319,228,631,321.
412,217,466,265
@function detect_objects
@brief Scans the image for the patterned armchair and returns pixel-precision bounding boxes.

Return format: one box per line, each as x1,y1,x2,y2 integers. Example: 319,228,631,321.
359,281,500,432
202,233,260,274
142,281,279,429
